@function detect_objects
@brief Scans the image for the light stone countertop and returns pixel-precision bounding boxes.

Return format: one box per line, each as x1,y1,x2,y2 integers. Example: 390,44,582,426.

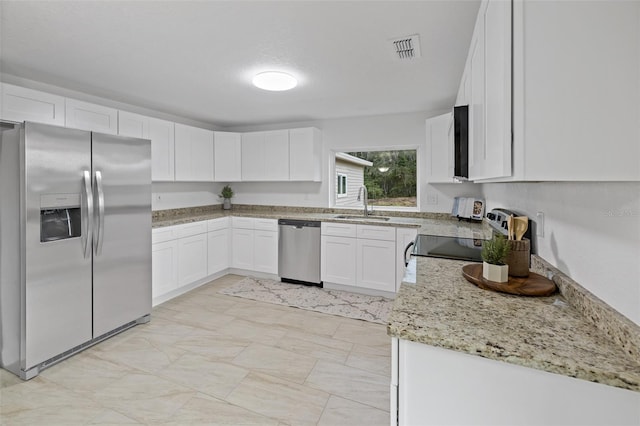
387,256,640,392
151,205,494,239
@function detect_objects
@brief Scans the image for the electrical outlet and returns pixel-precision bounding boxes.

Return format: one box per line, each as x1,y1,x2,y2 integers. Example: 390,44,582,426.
536,211,544,237
427,193,438,205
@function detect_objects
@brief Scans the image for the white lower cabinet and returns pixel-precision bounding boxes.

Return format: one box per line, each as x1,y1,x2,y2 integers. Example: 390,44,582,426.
231,228,254,270
177,233,208,286
356,238,396,292
321,235,357,285
230,217,278,273
393,338,640,426
207,228,229,276
151,240,179,299
253,230,278,274
321,223,405,294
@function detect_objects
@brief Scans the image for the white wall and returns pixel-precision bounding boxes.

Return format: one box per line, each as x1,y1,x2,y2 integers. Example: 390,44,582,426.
481,182,640,325
227,111,483,212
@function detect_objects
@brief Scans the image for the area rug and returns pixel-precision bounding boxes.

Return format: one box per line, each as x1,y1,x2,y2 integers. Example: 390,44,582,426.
219,276,392,324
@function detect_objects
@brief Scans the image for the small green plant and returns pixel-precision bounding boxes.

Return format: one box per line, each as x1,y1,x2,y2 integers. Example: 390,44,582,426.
219,185,234,199
481,234,510,265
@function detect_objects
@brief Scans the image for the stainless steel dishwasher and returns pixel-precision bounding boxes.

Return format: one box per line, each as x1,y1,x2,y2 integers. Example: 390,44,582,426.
278,219,322,286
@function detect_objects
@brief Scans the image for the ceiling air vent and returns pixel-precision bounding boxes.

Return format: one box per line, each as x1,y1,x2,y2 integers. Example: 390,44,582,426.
390,34,421,60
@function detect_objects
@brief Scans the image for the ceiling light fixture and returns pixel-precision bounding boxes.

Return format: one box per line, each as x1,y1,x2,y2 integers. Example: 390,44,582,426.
252,71,298,91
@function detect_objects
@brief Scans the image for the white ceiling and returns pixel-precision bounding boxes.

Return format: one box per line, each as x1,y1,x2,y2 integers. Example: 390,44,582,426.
0,1,480,128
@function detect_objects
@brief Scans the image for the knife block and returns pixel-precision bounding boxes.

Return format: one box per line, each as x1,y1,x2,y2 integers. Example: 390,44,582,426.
506,239,530,277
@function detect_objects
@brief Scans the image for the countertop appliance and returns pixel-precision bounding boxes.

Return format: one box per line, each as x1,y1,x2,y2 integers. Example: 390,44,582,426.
451,196,485,222
0,121,151,380
486,208,533,240
278,219,322,286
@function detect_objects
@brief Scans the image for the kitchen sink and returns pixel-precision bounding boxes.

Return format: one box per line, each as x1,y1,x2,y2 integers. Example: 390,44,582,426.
333,214,391,221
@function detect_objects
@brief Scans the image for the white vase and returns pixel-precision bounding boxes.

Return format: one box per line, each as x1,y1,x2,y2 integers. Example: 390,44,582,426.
223,198,231,210
482,261,509,283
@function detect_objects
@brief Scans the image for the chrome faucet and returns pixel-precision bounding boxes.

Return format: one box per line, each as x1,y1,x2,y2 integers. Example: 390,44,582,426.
357,185,369,216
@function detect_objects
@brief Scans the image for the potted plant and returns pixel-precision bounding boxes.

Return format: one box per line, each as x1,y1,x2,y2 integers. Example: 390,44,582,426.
219,184,234,210
481,234,510,283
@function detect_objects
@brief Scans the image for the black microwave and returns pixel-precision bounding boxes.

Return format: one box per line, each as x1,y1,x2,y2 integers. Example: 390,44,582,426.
453,105,469,180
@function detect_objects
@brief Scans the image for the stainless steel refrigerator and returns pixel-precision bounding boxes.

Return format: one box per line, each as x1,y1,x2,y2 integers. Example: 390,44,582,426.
0,121,151,380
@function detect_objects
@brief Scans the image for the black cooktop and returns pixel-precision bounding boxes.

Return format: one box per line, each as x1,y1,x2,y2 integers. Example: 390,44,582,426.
413,234,485,262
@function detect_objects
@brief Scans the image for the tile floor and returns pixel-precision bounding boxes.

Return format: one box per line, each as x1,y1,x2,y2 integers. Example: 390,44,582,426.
0,275,392,425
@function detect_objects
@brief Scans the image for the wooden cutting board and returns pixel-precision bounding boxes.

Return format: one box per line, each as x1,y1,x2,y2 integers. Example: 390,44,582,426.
462,264,557,297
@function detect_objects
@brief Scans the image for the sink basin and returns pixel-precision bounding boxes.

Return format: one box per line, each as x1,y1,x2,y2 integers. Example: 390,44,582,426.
334,214,390,221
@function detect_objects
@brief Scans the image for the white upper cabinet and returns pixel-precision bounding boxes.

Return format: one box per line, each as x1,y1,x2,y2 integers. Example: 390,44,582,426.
174,123,214,181
65,98,118,134
1,83,65,126
241,130,289,181
289,127,322,181
460,0,640,181
468,5,486,181
425,113,455,183
508,0,640,181
117,110,149,139
149,117,175,181
214,131,242,182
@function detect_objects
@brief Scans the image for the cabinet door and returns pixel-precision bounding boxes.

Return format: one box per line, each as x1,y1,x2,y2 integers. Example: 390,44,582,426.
241,132,265,181
207,228,229,275
149,117,175,181
321,235,357,286
468,16,485,180
396,228,418,291
65,98,118,134
177,233,208,286
425,113,455,183
175,123,214,181
0,83,65,125
152,240,179,299
263,130,290,181
231,228,254,270
118,111,149,139
356,238,396,292
214,131,242,181
483,0,512,179
289,127,321,181
254,230,278,274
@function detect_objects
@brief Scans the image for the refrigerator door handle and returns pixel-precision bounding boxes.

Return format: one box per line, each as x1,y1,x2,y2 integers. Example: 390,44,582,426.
94,170,105,256
81,170,94,259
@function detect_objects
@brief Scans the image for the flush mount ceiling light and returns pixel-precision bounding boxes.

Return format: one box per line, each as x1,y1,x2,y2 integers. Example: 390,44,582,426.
252,71,298,91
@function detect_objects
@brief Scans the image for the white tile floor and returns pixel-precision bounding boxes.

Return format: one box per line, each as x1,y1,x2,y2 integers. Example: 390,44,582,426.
0,275,391,425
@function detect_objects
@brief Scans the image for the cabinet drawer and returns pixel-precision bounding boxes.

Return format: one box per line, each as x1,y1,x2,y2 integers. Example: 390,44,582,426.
231,216,255,229
152,226,178,244
356,225,396,241
207,217,230,232
254,218,278,231
174,221,208,238
321,222,357,238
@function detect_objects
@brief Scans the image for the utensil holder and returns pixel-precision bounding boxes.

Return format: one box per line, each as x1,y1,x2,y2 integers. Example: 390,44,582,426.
506,238,530,277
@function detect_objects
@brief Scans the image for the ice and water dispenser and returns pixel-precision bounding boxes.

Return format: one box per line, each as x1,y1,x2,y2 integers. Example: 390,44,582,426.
39,193,82,243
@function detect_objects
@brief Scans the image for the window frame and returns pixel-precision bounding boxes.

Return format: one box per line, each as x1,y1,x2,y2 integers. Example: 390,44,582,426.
330,146,421,212
336,173,348,198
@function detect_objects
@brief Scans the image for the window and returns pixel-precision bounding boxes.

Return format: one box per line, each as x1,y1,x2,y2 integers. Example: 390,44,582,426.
334,150,417,209
337,173,348,198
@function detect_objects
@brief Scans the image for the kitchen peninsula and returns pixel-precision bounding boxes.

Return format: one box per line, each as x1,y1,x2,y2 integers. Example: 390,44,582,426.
389,255,640,425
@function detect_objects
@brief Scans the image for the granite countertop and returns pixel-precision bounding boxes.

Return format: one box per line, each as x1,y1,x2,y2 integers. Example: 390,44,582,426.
151,205,494,239
388,256,640,392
